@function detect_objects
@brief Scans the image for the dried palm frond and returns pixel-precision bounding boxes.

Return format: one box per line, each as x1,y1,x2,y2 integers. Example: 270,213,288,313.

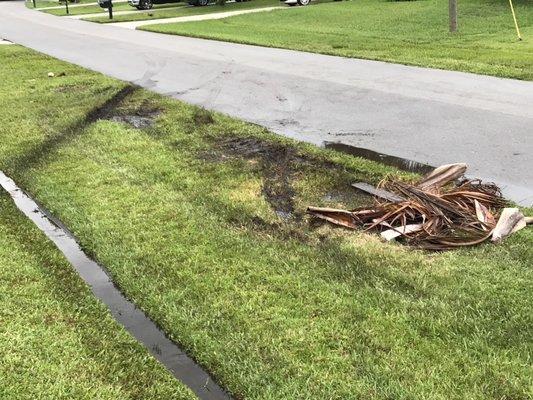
307,164,529,250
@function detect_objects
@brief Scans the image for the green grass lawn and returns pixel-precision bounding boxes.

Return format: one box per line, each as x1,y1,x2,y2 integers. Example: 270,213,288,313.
140,0,533,80
0,191,195,398
43,1,183,17
85,0,280,23
1,45,532,400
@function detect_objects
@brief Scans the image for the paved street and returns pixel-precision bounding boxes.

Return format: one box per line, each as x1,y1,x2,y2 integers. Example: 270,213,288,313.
1,0,532,204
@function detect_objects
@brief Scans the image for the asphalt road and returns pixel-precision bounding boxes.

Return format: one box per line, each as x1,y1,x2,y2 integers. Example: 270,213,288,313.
1,1,532,204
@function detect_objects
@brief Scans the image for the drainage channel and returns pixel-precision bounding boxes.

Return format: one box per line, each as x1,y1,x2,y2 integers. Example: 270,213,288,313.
0,171,231,400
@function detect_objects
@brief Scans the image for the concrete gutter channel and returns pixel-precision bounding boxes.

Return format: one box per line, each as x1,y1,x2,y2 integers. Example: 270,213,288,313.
0,171,232,400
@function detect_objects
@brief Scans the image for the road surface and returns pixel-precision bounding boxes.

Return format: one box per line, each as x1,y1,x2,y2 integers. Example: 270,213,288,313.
1,0,532,204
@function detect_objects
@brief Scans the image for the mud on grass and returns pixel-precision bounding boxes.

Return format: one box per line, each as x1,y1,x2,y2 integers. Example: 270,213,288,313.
199,135,371,239
106,96,163,129
51,81,162,129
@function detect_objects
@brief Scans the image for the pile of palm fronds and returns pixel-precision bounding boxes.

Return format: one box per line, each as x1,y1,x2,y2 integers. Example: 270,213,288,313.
308,164,531,250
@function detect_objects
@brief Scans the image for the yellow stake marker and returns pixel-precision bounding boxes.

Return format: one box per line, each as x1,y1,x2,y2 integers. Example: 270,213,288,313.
508,0,522,40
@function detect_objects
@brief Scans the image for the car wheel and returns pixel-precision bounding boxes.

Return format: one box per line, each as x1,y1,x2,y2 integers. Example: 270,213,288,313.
198,0,208,5
139,0,153,9
297,0,309,5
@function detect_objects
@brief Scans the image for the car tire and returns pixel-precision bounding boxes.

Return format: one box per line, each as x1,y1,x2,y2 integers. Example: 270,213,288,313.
197,0,208,5
139,0,153,9
297,0,309,4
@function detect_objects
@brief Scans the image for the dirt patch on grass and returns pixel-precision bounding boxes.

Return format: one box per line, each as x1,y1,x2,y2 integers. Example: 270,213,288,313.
263,164,295,220
221,137,291,160
107,99,161,129
203,136,370,223
220,137,298,220
53,83,90,93
321,189,363,208
193,108,215,126
110,114,158,129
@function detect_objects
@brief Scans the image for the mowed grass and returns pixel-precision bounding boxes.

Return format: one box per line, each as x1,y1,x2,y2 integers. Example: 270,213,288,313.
43,1,183,17
141,0,533,80
85,0,280,23
1,45,532,400
0,194,195,398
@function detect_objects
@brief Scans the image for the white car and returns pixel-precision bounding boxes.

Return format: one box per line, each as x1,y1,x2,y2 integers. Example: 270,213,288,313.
282,0,310,6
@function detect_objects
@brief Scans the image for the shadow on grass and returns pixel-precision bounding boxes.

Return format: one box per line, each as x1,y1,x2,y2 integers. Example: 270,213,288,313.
7,85,139,173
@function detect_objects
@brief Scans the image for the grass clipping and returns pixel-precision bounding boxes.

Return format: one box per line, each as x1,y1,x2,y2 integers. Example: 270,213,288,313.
308,164,531,250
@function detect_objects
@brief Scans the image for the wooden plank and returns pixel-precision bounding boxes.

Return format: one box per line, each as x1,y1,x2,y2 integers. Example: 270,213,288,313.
351,182,405,203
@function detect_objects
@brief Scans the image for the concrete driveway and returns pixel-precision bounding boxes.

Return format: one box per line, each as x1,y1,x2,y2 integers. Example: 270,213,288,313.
1,1,532,204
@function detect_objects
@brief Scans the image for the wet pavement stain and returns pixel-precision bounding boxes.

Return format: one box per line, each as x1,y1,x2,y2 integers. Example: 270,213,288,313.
0,171,232,400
